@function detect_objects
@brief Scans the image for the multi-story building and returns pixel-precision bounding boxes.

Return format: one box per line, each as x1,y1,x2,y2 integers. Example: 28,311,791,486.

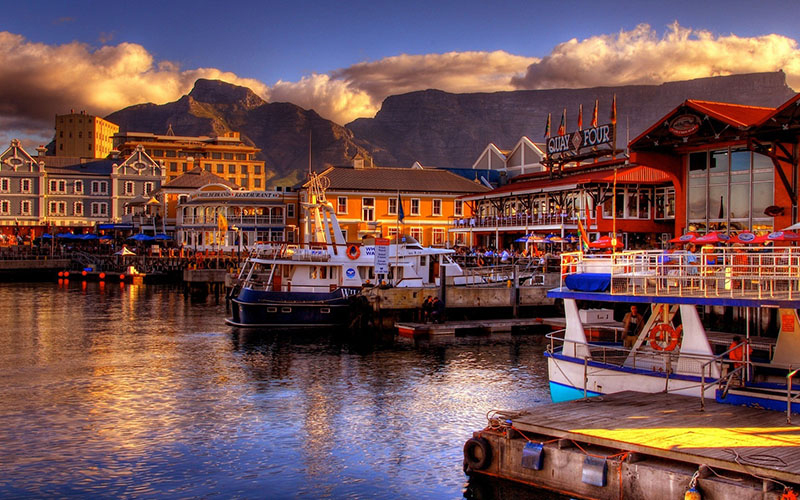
302,162,488,247
113,130,267,191
0,140,164,238
55,111,119,158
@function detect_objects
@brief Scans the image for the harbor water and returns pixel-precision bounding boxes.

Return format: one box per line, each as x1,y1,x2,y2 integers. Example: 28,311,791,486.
0,282,563,498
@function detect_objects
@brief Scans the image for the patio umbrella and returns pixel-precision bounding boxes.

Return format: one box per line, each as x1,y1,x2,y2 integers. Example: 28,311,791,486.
154,233,172,241
547,236,567,243
99,234,114,240
668,232,698,244
79,234,98,240
729,231,758,244
128,233,155,241
526,234,546,243
114,247,136,256
56,232,75,239
589,235,623,249
694,231,730,244
40,233,53,239
515,234,532,243
564,234,579,243
752,231,800,244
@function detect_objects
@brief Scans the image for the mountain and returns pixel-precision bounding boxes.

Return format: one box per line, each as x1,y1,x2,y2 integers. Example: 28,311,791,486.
347,72,797,167
105,79,371,185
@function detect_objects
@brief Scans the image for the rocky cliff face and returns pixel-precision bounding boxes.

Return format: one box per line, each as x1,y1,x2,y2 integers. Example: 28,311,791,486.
106,79,371,184
347,72,797,167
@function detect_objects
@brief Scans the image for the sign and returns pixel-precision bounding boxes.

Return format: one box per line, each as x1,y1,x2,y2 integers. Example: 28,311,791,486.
546,124,614,155
374,237,390,274
190,190,282,201
668,114,701,137
345,268,357,279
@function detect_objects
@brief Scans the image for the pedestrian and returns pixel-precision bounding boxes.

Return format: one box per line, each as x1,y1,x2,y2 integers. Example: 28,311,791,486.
729,335,752,386
622,305,643,348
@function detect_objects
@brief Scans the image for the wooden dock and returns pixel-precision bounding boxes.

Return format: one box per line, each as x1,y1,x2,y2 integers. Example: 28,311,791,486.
466,391,800,499
396,317,554,339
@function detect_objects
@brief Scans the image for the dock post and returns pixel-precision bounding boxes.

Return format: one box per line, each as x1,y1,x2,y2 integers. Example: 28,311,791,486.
512,264,519,319
439,263,447,308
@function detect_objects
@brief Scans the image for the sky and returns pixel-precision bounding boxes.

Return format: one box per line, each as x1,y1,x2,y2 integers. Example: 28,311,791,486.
3,0,800,148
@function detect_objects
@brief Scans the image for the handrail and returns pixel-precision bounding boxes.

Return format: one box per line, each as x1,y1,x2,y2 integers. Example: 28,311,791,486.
788,369,800,424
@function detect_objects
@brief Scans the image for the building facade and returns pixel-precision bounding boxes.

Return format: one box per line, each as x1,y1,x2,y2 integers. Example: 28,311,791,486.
302,163,488,247
113,131,267,190
0,140,164,238
55,111,119,158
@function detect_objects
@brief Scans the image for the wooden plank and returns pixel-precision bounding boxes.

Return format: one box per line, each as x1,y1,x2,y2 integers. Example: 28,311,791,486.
510,391,800,484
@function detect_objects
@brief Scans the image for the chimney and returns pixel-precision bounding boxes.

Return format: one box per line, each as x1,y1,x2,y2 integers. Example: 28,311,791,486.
36,146,47,158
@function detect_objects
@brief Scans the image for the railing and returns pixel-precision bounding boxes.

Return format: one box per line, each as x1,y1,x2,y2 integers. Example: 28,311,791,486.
180,215,285,226
560,248,800,301
789,369,800,424
450,213,578,229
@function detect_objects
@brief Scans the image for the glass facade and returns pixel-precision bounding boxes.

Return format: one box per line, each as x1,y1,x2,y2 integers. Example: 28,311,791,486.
686,148,773,233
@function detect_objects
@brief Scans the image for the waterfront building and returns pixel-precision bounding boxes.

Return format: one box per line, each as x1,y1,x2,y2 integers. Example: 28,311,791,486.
470,136,546,180
0,140,164,238
54,110,120,159
175,182,298,251
113,130,267,190
303,162,489,247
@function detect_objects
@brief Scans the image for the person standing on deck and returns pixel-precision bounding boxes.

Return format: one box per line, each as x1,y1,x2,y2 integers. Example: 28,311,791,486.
729,335,753,386
622,305,643,348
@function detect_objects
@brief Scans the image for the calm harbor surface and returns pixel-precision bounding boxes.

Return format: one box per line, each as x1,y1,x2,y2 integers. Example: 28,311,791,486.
0,282,562,498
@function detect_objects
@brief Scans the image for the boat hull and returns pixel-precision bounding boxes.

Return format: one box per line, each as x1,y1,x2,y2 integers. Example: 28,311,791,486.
227,287,358,328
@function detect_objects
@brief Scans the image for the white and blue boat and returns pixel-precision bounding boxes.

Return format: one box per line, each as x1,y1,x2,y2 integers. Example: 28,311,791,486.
226,174,465,328
547,248,800,415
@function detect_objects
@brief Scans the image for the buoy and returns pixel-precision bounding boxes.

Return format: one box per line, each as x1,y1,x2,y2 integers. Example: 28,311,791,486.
684,487,701,500
63,271,69,278
99,272,105,280
82,270,87,276
120,274,125,281
57,271,63,277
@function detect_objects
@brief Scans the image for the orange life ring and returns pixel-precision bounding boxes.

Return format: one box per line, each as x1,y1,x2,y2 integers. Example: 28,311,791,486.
649,324,682,351
347,244,361,260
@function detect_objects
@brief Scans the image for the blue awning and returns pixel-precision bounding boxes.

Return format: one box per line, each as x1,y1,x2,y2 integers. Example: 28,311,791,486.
97,223,134,230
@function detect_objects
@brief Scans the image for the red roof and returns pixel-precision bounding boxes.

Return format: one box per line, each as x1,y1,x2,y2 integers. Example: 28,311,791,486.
462,164,673,199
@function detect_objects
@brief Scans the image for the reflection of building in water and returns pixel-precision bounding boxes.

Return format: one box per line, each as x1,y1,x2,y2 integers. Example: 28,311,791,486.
174,180,299,251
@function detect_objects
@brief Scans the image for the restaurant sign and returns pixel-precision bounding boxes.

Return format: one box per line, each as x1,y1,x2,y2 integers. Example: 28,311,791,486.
668,114,701,137
547,124,614,155
190,190,282,201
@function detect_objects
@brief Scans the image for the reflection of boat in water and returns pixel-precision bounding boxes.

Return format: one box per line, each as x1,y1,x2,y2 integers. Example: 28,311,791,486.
547,248,800,414
226,173,466,328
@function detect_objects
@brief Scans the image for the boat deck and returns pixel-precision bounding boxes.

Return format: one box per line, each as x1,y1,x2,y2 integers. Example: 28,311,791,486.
510,391,800,485
396,318,553,338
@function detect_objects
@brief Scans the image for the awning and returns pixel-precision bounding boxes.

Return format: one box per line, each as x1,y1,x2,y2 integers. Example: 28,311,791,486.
97,224,134,230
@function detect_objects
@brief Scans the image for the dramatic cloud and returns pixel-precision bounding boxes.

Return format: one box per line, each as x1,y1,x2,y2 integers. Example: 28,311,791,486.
511,23,800,90
0,32,268,146
268,51,536,124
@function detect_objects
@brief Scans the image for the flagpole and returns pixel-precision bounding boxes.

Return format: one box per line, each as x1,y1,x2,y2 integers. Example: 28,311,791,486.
395,190,400,286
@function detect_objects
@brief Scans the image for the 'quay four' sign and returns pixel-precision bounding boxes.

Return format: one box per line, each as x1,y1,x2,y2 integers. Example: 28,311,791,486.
547,124,614,156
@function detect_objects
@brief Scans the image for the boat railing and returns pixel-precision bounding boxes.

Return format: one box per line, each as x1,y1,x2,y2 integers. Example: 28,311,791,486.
560,248,800,300
546,328,720,394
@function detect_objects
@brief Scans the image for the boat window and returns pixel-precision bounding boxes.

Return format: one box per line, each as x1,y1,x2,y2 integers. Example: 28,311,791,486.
420,256,427,266
281,307,291,313
321,308,331,314
267,307,277,313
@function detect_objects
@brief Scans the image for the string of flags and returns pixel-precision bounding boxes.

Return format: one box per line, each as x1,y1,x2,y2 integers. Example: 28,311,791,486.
544,95,616,138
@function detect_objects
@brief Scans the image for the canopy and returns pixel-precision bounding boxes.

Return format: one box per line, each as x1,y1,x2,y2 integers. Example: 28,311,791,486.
752,231,800,243
729,231,758,244
515,235,531,243
546,236,566,243
589,236,623,249
128,233,155,241
668,232,698,244
79,234,98,240
784,222,800,231
694,231,730,244
56,233,75,239
114,247,136,256
99,234,114,240
40,233,53,239
153,233,172,241
526,235,547,243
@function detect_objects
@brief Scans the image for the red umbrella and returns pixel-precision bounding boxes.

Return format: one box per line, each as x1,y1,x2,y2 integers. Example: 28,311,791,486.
589,235,623,249
668,232,698,244
694,231,730,244
752,231,800,243
729,231,758,244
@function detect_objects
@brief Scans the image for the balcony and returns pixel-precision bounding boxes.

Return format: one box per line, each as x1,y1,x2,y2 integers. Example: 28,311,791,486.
180,215,285,226
450,213,578,230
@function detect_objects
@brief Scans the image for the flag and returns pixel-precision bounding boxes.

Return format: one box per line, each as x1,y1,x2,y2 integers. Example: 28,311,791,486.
217,213,228,233
576,217,590,253
544,113,551,138
577,104,583,130
397,192,405,223
610,94,617,125
557,108,566,136
591,99,598,127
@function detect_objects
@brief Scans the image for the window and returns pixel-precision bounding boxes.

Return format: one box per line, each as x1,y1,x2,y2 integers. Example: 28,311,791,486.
216,164,224,173
410,227,423,242
223,153,234,160
388,197,398,215
432,228,445,245
183,162,188,172
144,182,154,195
287,203,295,218
49,180,67,194
0,178,9,193
410,198,420,216
91,202,108,216
20,200,31,215
204,163,211,172
228,164,236,174
20,179,31,194
432,199,442,216
655,187,675,220
164,150,177,158
236,153,247,161
454,200,464,217
254,166,261,175
0,200,9,215
169,162,177,172
211,152,222,160
362,197,375,222
124,181,135,195
73,202,83,216
74,181,83,194
49,201,66,215
337,196,347,214
254,179,261,188
91,181,108,194
241,165,248,174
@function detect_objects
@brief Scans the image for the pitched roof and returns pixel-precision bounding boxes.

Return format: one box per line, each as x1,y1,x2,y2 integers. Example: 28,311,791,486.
161,167,241,189
686,100,774,128
317,166,490,194
45,159,117,176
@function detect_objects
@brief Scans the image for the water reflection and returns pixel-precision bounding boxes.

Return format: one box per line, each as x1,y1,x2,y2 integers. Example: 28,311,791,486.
0,283,558,498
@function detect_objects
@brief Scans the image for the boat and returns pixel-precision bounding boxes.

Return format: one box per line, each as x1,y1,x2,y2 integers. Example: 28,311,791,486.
226,173,467,328
546,247,800,414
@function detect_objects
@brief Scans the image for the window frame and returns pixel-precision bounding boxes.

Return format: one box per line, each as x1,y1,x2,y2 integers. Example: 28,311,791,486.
410,198,420,216
432,199,442,217
361,197,375,222
337,196,348,214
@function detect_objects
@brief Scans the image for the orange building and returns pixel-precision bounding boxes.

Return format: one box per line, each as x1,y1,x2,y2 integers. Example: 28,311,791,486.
55,111,119,158
113,130,267,190
302,164,488,247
